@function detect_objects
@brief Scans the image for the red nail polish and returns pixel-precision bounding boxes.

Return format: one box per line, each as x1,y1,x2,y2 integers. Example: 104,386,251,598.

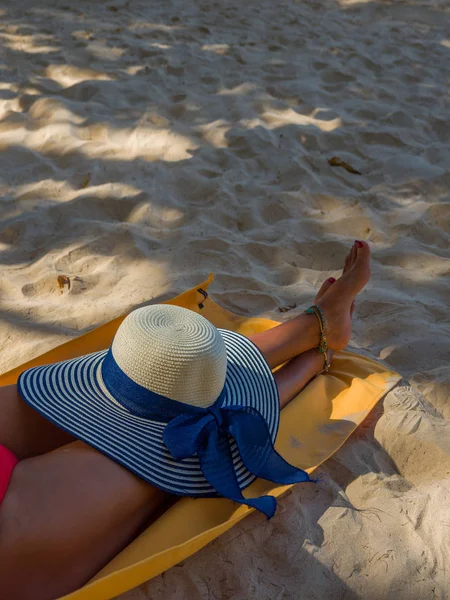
328,277,336,283
355,240,364,248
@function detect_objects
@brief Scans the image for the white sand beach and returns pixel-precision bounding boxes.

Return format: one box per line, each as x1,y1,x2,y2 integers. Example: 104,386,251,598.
0,0,449,598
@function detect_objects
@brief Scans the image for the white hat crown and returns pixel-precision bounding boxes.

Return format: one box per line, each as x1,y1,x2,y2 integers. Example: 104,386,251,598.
111,304,228,408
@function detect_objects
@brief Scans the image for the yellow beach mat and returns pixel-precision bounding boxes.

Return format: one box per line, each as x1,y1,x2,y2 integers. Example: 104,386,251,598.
0,275,401,600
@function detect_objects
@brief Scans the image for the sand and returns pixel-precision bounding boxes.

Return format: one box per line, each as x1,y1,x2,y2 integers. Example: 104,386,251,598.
0,0,449,597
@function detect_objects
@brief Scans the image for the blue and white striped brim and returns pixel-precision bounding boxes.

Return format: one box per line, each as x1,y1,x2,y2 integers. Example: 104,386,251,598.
18,330,280,497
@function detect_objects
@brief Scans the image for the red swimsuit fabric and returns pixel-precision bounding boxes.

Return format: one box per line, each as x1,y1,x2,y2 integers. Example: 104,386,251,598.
0,444,19,504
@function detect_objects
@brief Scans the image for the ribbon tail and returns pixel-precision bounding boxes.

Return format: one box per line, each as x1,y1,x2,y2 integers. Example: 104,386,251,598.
226,409,312,485
198,422,277,519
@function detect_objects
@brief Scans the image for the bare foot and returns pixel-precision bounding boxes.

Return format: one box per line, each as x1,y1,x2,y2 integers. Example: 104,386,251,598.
314,240,371,350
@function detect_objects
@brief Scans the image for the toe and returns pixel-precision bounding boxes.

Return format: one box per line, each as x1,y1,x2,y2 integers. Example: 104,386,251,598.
350,242,357,265
350,300,356,317
355,240,371,268
315,277,336,302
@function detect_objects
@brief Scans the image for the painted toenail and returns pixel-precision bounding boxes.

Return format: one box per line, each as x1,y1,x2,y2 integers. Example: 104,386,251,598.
355,240,364,248
328,277,336,283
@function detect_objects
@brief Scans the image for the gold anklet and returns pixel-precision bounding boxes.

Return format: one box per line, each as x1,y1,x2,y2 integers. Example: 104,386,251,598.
305,304,330,373
317,351,331,375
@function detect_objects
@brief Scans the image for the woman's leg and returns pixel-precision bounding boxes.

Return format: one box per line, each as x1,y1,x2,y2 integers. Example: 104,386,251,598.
274,348,334,409
0,441,167,600
248,240,370,368
0,384,75,459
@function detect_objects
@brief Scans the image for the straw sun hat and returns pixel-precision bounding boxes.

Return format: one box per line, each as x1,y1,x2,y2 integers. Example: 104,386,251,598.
18,304,310,517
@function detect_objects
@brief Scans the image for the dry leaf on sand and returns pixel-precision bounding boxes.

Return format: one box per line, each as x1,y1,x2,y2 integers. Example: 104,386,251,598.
57,275,71,292
328,156,362,175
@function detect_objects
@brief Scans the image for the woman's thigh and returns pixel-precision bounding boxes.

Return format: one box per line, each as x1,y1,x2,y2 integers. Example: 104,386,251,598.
0,384,75,459
0,441,167,600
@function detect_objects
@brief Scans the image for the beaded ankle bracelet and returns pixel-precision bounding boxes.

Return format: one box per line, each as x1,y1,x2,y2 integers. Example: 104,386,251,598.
305,304,331,373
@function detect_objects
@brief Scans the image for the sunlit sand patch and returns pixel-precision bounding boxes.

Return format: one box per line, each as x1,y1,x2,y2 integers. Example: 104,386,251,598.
218,83,259,96
128,203,185,228
1,124,196,163
147,42,172,50
13,179,76,204
0,96,197,162
126,65,147,75
201,44,230,55
0,32,59,54
380,345,398,361
27,97,85,123
261,107,343,133
45,64,115,87
60,125,197,162
12,180,142,205
198,119,231,148
132,22,182,33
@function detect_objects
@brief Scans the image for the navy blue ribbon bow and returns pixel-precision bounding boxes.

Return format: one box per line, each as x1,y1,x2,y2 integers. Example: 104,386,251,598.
163,401,311,518
102,349,311,518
